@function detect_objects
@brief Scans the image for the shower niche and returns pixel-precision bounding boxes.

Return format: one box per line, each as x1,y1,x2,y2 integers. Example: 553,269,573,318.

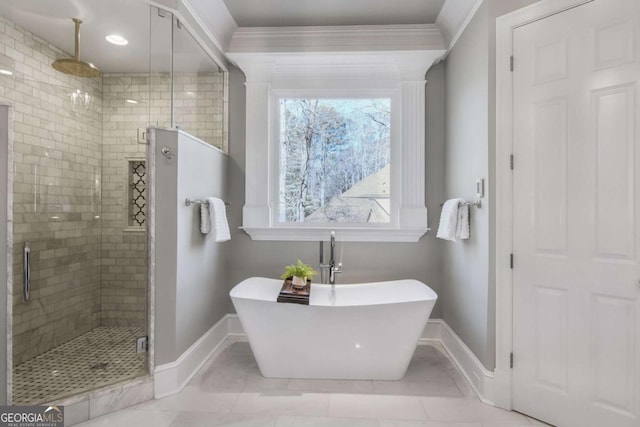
0,0,226,407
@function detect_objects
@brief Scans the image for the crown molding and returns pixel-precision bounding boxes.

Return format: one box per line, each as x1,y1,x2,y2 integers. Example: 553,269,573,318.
226,24,445,81
158,0,485,67
150,0,483,66
436,0,484,52
180,0,238,52
227,51,445,82
228,24,444,54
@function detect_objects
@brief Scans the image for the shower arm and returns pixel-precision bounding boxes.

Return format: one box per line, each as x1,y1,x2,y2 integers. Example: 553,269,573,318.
73,18,80,60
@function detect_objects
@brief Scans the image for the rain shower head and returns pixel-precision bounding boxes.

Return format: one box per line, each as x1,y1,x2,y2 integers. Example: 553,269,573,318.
52,18,100,78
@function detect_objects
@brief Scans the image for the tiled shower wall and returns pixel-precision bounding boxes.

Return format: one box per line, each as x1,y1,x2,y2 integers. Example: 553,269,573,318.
0,16,104,365
99,74,149,327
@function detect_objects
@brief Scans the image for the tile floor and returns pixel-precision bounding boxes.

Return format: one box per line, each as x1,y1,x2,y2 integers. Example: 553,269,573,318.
13,326,147,405
76,339,549,426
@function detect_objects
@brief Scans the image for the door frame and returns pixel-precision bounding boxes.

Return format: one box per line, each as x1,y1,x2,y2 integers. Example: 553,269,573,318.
494,0,595,411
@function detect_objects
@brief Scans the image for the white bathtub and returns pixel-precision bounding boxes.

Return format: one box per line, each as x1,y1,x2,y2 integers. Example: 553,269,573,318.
229,277,437,380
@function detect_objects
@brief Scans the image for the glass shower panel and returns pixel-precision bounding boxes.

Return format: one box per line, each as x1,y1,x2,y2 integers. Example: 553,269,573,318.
149,7,174,129
9,74,104,404
171,17,226,150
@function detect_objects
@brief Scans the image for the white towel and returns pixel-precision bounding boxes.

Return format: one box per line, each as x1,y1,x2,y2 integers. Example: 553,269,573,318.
456,203,470,240
436,198,470,242
206,197,231,242
200,202,211,234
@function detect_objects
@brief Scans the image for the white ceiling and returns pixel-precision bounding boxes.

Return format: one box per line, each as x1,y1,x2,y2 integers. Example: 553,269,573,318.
0,0,218,73
222,0,446,27
0,0,150,73
0,0,448,74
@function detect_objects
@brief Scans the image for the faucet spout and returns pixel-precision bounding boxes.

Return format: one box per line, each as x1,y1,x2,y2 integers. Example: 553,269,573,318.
329,230,335,265
329,231,341,284
320,230,342,284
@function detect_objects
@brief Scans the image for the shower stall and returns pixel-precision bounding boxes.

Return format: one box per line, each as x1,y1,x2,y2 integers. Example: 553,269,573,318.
0,0,226,406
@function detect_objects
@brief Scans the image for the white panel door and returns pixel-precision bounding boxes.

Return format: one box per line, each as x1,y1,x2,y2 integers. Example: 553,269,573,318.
512,0,640,426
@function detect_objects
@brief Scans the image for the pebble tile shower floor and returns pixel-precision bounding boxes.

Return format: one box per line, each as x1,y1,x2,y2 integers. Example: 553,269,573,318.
13,326,147,405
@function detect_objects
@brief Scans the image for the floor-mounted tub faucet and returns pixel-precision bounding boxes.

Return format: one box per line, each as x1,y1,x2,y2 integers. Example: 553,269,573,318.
320,231,342,284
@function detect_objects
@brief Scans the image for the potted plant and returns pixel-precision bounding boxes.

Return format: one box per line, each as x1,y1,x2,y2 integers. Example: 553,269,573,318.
280,259,318,289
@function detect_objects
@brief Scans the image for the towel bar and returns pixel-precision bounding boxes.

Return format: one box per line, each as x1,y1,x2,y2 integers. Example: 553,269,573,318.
185,198,230,207
439,200,482,208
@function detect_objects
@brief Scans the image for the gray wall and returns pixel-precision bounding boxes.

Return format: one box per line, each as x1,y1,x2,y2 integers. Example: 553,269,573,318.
442,0,540,370
443,0,491,369
153,129,229,365
226,62,447,318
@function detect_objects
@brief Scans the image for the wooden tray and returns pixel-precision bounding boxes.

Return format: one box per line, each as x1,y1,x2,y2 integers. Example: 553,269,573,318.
277,278,311,305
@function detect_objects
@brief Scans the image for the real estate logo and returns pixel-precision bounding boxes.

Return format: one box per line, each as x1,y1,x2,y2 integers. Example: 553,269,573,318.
0,405,64,427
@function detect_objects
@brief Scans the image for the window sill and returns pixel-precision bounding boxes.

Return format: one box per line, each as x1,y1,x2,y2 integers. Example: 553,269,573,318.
240,226,429,242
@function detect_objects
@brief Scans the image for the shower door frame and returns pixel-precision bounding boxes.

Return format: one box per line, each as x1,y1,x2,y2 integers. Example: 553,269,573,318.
1,98,14,405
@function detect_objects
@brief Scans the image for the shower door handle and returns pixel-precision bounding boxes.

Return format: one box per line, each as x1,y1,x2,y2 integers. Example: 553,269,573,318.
23,242,30,302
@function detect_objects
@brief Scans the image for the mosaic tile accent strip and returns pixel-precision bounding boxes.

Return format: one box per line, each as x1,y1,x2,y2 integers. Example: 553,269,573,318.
129,161,146,227
12,326,147,405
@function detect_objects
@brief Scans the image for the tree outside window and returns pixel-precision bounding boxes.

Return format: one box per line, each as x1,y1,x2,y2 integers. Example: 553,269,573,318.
278,98,391,223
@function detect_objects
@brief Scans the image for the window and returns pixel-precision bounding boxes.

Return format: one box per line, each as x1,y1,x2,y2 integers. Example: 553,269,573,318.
228,25,441,241
278,98,391,224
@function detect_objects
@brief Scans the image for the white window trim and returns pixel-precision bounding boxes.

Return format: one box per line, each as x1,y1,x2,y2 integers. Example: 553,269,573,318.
227,25,445,242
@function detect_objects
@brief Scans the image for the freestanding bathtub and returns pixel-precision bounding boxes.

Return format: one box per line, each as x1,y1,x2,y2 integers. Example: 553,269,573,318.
229,277,437,380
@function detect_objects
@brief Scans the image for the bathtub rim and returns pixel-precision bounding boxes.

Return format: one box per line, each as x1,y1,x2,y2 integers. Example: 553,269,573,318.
230,276,438,307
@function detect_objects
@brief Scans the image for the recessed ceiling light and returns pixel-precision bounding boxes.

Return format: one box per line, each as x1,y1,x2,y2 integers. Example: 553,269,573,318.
106,34,128,46
126,99,138,104
0,69,13,76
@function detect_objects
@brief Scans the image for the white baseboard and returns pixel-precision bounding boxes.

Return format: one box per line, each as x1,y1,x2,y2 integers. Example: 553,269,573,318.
153,314,236,399
420,319,495,405
153,315,495,405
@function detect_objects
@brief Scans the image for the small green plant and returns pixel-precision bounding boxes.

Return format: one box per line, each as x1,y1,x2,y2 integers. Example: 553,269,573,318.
280,259,318,280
